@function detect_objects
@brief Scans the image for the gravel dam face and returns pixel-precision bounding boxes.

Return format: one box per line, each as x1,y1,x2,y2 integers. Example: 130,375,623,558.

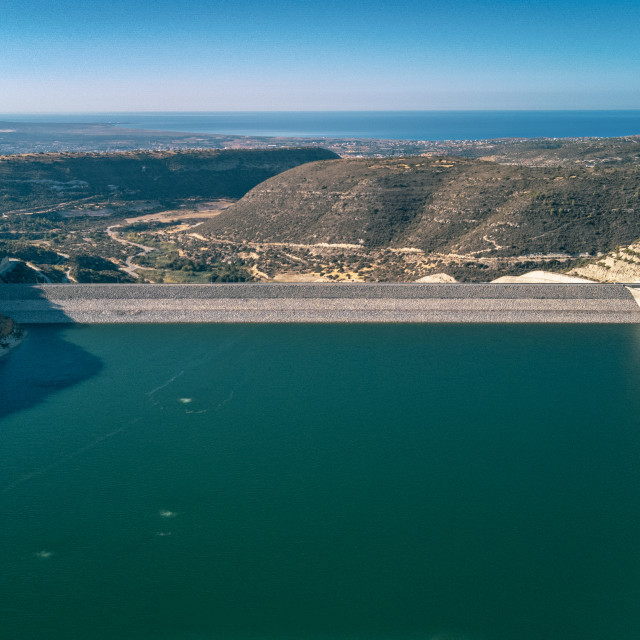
1,283,640,323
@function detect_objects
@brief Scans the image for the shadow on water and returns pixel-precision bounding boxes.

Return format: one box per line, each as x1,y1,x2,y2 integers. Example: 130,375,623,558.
0,284,103,420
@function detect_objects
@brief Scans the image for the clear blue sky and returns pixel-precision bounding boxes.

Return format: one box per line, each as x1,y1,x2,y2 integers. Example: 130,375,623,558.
1,0,639,112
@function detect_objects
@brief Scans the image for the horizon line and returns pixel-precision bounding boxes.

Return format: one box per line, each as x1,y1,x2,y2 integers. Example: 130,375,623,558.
2,108,640,116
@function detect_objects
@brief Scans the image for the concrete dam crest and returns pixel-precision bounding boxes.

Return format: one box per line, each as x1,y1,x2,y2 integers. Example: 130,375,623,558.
1,283,640,323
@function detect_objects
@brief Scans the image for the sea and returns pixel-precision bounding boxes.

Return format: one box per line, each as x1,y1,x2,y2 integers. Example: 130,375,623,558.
3,110,640,140
2,323,640,640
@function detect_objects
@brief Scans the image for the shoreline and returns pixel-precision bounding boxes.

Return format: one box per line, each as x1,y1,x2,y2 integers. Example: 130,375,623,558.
0,316,26,357
1,284,639,324
0,330,27,358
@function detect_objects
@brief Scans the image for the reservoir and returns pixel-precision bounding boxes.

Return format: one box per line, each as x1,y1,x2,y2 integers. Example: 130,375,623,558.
2,323,640,640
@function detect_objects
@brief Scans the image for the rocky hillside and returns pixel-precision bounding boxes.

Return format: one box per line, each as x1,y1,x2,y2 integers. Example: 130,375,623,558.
201,156,640,257
0,148,339,213
0,313,26,356
0,314,13,339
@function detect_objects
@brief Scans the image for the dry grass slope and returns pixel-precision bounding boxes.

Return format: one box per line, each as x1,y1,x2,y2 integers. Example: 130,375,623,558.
201,156,640,258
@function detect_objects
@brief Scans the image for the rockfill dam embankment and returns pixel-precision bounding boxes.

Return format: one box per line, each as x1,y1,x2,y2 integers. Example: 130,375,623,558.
1,284,639,324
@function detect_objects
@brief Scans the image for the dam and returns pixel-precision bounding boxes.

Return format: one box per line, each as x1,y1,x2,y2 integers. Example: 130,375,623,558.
1,283,640,323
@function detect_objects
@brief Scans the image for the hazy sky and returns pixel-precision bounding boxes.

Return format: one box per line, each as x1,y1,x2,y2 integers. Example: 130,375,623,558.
1,0,639,112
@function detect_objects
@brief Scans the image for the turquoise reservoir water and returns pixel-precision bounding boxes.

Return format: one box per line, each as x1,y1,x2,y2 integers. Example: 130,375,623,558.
2,324,640,640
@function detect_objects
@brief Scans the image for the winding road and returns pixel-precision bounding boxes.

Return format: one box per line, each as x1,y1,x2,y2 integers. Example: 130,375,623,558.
106,225,157,278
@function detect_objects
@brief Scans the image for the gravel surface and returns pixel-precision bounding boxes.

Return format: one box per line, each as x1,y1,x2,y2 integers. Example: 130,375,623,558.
1,284,639,323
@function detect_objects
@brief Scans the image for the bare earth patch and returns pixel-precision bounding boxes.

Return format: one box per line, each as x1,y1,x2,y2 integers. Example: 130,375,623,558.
415,273,458,283
125,199,236,224
492,270,594,284
569,242,640,283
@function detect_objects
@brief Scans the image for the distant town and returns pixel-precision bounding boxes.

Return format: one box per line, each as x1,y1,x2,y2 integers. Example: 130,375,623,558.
3,120,639,167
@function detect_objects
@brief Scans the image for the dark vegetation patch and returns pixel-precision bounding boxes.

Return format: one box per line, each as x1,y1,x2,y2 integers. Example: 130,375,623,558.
0,148,339,214
69,255,133,283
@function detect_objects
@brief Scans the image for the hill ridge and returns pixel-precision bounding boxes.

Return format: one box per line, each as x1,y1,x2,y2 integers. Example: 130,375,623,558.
201,155,640,258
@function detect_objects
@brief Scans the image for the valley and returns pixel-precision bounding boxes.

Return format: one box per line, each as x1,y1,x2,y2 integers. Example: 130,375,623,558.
2,141,640,284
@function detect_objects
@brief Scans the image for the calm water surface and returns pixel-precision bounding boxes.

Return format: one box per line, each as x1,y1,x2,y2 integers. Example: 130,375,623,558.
4,111,640,140
1,324,640,640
